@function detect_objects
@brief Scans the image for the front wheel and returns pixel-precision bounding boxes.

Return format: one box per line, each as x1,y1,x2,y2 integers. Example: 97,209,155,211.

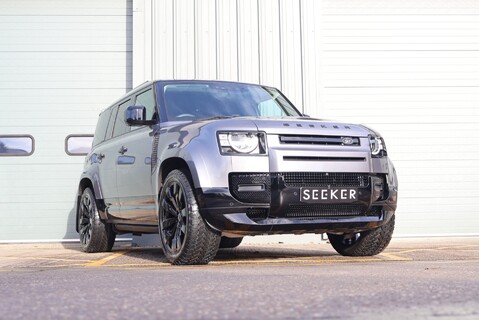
159,169,221,265
78,187,116,253
327,215,395,256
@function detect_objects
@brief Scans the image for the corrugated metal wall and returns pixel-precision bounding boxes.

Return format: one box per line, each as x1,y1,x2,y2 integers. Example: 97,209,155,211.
0,0,132,241
135,0,479,236
134,0,322,116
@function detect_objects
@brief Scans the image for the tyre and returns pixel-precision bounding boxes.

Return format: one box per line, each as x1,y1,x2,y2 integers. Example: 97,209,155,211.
219,237,243,249
327,215,395,256
159,169,221,265
78,187,116,253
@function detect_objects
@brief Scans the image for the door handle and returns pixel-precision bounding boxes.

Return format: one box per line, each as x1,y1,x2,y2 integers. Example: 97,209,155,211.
118,146,128,154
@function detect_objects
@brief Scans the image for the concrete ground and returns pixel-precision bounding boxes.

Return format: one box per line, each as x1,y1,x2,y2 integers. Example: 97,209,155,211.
0,237,478,319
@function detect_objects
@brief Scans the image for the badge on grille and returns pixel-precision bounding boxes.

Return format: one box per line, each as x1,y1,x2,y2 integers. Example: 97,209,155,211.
342,137,354,145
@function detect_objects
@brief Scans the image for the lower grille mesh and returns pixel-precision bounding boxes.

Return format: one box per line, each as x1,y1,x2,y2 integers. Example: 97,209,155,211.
286,204,365,218
246,208,269,221
281,172,369,188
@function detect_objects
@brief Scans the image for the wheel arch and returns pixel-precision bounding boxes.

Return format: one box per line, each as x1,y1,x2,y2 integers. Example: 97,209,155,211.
158,157,192,188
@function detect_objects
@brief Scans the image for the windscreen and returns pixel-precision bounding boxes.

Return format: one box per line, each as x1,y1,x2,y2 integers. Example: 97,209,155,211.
159,82,301,121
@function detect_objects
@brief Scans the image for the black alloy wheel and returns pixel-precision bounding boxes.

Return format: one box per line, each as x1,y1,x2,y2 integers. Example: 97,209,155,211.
160,179,188,256
159,170,221,265
78,187,115,253
78,190,94,246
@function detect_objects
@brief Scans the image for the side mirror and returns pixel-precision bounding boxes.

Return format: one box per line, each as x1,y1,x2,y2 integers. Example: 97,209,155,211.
126,106,157,126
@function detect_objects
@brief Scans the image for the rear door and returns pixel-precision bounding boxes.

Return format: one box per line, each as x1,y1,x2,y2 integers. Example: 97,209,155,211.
91,107,120,215
99,99,132,219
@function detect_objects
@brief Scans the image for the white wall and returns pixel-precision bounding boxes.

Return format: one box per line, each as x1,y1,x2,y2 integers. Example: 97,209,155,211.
134,0,479,236
0,0,133,241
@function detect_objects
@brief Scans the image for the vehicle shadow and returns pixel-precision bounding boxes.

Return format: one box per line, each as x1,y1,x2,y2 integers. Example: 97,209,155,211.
110,244,337,265
62,205,78,248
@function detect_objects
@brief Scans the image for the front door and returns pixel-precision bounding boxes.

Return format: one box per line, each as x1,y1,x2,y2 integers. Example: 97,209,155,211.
116,88,158,224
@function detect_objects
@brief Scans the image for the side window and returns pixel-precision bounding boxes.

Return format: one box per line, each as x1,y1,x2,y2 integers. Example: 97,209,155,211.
0,135,34,156
92,108,113,146
112,99,132,138
135,89,156,120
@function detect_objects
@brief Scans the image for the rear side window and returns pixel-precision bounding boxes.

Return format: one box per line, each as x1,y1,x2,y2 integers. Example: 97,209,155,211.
92,108,113,146
0,135,34,156
65,135,94,155
105,106,118,141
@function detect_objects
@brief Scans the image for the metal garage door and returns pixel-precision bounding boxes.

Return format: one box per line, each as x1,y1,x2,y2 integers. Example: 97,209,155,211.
318,0,479,235
0,0,132,241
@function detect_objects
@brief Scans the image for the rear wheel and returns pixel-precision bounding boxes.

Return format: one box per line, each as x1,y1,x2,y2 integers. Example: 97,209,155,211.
78,187,115,253
219,237,243,249
159,169,220,265
327,215,395,256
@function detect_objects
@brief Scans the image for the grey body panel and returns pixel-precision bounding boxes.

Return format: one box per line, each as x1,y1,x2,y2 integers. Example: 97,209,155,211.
157,117,384,190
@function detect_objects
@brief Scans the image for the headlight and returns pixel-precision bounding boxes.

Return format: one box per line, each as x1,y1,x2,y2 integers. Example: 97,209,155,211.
228,132,258,153
369,135,387,158
218,132,267,155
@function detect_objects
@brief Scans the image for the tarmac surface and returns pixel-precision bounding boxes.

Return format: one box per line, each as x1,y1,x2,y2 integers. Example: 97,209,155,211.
0,237,478,319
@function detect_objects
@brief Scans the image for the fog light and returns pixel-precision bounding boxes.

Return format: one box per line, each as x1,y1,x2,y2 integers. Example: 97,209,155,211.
371,176,385,201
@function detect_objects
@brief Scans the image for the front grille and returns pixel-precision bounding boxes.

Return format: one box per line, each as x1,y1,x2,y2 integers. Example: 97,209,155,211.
280,172,369,188
246,208,269,221
283,156,366,162
229,173,271,203
279,135,360,146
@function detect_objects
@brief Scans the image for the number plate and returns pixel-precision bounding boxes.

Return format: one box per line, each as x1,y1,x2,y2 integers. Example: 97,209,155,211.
300,188,358,203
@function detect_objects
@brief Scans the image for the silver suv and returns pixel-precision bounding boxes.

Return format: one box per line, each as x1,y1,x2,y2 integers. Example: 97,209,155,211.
76,80,398,265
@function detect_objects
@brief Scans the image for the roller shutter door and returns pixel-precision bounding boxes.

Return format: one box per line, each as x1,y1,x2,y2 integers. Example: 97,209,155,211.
319,0,479,235
0,0,132,241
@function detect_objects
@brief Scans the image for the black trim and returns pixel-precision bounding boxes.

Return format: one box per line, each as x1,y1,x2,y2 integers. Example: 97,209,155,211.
283,156,366,162
197,172,398,236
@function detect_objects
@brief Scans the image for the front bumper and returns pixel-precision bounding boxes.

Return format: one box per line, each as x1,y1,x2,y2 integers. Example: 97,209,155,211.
196,172,398,236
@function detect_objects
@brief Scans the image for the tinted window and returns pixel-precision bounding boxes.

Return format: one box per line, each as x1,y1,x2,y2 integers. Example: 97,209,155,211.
65,135,94,155
105,106,118,141
112,99,132,138
0,135,34,156
160,82,301,121
135,89,156,120
92,108,113,146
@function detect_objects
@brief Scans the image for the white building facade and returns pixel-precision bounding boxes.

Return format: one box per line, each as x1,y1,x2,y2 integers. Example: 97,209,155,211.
1,0,478,241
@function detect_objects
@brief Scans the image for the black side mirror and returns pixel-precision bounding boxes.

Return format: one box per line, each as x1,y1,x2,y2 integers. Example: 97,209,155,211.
126,106,157,126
